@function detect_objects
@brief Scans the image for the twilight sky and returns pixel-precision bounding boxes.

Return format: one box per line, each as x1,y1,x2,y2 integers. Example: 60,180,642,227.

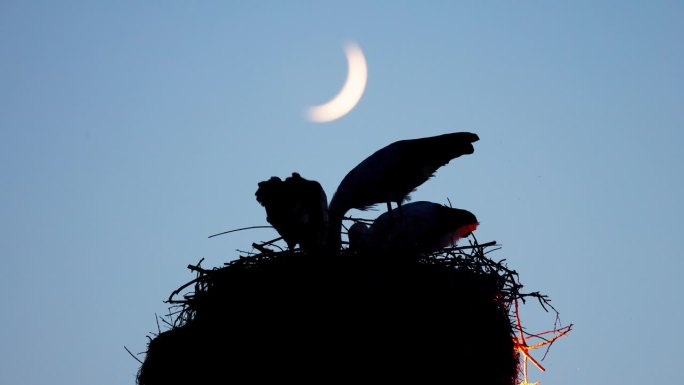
1,2,683,384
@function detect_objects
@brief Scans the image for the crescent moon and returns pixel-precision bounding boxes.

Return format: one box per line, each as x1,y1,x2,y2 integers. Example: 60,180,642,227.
306,42,368,123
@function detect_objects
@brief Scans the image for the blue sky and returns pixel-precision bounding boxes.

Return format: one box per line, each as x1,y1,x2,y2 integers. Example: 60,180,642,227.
1,1,683,384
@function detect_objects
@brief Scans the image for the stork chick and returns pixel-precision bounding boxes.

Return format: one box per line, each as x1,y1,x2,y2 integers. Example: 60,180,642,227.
255,172,328,253
348,201,479,256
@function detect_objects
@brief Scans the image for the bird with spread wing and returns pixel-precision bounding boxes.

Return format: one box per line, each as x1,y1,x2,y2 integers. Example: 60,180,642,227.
327,132,479,252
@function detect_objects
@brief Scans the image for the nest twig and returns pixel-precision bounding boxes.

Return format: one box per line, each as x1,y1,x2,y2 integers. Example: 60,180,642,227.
163,235,558,334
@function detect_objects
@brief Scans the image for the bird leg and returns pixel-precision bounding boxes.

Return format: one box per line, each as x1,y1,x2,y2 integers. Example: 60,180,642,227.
384,200,403,224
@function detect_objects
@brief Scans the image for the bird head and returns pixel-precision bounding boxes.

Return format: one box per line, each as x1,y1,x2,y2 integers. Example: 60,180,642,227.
456,222,479,239
255,176,283,206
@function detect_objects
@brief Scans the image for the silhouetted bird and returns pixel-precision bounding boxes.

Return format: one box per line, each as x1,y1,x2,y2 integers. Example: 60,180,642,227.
348,201,478,255
255,172,328,252
328,132,479,251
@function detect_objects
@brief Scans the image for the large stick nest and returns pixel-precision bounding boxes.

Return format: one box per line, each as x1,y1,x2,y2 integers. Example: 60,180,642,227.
136,237,557,385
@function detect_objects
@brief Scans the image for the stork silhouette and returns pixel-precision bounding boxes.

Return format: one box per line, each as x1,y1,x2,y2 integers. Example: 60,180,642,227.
255,172,328,253
327,132,479,252
348,201,478,255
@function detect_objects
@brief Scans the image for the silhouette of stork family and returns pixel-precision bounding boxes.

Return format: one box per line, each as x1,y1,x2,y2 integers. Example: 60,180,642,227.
256,131,480,257
137,131,533,385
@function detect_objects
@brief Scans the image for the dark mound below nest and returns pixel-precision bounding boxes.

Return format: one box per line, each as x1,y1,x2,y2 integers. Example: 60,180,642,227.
137,248,519,384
